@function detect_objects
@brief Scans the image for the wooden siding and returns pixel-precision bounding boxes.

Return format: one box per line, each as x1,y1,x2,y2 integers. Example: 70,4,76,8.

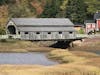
97,19,100,29
20,31,75,40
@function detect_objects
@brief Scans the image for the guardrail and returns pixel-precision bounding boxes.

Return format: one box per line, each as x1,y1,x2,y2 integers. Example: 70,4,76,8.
0,35,9,39
0,35,21,39
76,34,100,38
76,34,88,38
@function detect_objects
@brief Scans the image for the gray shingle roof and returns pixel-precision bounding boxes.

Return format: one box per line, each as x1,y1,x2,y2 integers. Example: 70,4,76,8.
84,20,95,23
94,12,100,20
18,27,75,32
11,18,74,26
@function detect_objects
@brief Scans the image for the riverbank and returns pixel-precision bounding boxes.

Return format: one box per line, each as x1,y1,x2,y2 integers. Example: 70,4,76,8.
0,39,56,52
48,49,100,66
71,36,100,51
0,64,100,75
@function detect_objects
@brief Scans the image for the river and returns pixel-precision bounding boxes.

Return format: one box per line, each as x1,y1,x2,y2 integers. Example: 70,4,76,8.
87,50,100,55
0,52,58,66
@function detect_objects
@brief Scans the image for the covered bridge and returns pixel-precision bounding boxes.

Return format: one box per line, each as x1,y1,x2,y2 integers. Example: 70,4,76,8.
6,18,76,40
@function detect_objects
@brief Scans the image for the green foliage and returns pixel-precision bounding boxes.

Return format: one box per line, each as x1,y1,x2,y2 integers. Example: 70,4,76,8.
39,0,63,18
66,0,87,23
0,0,15,5
0,39,7,42
79,28,84,34
56,0,68,18
0,0,6,5
0,27,6,35
85,0,100,19
0,0,100,24
8,0,35,18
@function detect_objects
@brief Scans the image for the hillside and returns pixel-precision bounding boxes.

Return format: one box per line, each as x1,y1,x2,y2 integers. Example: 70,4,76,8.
0,0,100,28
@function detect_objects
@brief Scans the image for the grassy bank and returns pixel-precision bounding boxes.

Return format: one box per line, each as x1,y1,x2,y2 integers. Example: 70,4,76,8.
71,37,100,51
0,39,55,52
48,49,86,64
0,64,100,75
48,49,100,66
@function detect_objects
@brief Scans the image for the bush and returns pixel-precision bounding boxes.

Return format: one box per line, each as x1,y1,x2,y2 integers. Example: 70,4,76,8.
79,28,84,34
0,27,6,35
0,39,7,42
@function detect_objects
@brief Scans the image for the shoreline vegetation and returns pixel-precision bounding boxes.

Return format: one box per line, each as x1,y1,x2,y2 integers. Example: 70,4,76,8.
0,39,56,52
0,37,100,75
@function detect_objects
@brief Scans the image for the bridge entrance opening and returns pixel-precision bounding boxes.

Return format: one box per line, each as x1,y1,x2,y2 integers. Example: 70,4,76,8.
8,25,16,34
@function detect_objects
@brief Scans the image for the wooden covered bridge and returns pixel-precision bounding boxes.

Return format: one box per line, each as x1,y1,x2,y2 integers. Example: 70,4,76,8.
6,18,77,41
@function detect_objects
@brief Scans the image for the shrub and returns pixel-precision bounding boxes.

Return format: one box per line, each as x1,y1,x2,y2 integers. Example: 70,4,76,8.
79,28,84,34
0,27,6,35
0,39,7,42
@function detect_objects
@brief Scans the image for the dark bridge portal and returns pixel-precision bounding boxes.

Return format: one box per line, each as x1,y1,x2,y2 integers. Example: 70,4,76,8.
8,25,16,34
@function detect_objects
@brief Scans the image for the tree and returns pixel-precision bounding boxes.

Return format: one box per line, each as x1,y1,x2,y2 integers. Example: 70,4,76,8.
0,0,16,5
66,0,87,23
85,0,100,19
0,0,7,5
8,0,35,18
56,0,68,18
39,0,63,18
79,28,84,34
0,27,6,35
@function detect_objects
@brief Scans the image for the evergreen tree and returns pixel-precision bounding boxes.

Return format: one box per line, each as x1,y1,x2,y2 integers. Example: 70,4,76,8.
85,0,100,19
8,0,35,18
56,0,68,18
66,0,86,23
40,0,62,18
0,0,15,5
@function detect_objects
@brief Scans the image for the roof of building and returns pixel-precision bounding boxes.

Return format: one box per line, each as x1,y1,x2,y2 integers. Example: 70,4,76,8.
74,23,84,27
84,20,95,23
18,27,75,32
94,12,100,20
11,18,74,26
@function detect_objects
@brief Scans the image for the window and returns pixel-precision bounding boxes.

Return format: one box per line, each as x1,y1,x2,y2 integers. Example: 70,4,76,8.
18,31,20,34
25,32,28,34
69,32,73,34
59,32,62,34
48,32,51,34
36,32,40,34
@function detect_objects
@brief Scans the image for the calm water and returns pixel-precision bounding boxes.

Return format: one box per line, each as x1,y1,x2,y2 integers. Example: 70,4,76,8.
89,50,100,55
0,52,58,66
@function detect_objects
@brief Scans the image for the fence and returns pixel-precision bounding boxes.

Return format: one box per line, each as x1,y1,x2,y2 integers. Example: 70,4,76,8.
76,34,88,38
0,35,21,39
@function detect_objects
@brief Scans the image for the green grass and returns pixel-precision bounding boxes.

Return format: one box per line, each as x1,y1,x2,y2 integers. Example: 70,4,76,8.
48,49,86,63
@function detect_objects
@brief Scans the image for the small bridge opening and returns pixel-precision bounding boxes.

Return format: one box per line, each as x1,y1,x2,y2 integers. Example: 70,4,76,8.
50,41,71,49
7,25,16,34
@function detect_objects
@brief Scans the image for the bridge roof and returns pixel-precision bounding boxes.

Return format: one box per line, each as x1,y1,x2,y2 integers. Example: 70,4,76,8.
11,18,74,26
